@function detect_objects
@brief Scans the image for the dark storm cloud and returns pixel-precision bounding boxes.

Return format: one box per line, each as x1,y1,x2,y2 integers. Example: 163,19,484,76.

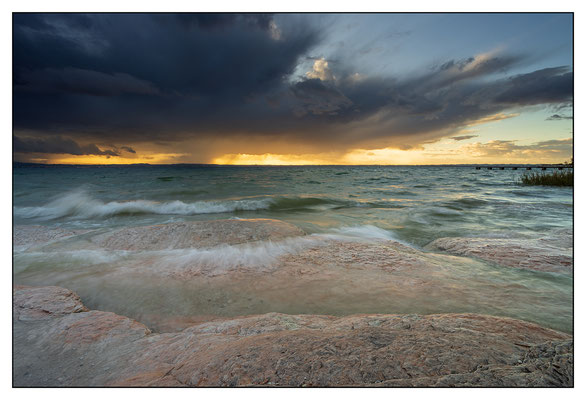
290,78,353,116
120,146,136,153
424,54,523,90
493,67,573,105
13,13,573,158
14,135,120,156
14,13,313,97
451,135,478,141
13,13,319,142
546,114,573,121
170,13,274,31
18,67,160,96
276,57,572,149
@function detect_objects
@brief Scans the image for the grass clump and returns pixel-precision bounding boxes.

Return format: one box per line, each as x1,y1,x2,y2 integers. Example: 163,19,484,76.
519,170,573,186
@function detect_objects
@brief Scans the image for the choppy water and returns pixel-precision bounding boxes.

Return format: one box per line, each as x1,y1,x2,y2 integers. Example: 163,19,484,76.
13,164,573,332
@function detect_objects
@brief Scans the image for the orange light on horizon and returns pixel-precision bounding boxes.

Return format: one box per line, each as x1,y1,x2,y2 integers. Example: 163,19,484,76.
210,140,572,166
210,150,428,165
19,135,572,166
37,153,188,165
210,153,339,165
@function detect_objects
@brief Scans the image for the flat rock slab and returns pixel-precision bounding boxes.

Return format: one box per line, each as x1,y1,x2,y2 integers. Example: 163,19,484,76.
427,236,572,274
135,237,434,278
13,225,88,250
14,221,573,334
13,285,88,320
90,218,305,250
13,286,573,387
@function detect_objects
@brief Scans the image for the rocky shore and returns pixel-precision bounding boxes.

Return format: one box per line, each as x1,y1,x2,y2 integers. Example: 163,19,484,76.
427,232,573,274
13,285,572,387
13,219,573,387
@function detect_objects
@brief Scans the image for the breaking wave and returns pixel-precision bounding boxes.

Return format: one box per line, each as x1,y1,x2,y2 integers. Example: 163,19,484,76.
14,190,403,220
13,223,405,275
149,226,404,275
14,190,274,220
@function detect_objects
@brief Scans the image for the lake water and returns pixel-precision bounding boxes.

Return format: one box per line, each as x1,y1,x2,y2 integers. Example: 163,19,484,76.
13,164,573,332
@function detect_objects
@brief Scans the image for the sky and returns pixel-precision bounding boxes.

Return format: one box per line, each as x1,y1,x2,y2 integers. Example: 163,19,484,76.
12,13,573,165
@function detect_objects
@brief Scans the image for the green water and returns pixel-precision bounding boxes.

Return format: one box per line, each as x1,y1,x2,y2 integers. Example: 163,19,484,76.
13,164,573,333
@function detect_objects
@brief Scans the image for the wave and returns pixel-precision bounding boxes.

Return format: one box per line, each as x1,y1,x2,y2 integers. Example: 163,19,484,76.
13,191,365,220
325,225,400,241
165,189,209,197
441,197,489,210
156,176,178,182
269,197,346,211
406,206,463,225
14,224,406,275
149,226,406,274
14,190,275,220
14,189,416,220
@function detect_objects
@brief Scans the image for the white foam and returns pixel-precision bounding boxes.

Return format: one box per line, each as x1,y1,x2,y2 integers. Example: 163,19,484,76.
138,227,402,274
13,222,409,276
135,225,414,275
327,225,398,240
144,236,323,275
316,225,417,249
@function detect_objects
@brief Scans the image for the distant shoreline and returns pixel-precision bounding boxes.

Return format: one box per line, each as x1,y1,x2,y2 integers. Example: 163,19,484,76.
12,162,574,168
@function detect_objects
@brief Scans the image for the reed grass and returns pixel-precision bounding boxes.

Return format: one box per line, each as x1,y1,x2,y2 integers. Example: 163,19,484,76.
519,170,573,186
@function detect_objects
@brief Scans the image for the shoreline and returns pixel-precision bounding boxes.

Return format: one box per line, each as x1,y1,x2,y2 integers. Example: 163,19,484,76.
12,218,574,386
13,285,573,387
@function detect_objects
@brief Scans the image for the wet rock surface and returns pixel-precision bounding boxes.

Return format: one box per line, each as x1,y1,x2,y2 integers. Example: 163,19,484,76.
134,238,436,279
13,285,88,320
13,219,573,334
13,220,573,386
13,225,89,251
13,285,573,387
427,236,573,274
90,218,305,250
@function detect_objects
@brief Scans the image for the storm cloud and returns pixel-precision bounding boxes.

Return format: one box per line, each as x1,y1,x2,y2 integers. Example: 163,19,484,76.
13,13,574,161
14,135,120,156
18,67,161,96
451,135,479,141
546,114,573,121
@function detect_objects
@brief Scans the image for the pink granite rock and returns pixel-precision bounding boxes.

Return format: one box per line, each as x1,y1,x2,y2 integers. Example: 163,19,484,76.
427,236,572,274
13,285,88,320
13,225,88,250
13,285,573,387
14,221,572,336
90,218,305,250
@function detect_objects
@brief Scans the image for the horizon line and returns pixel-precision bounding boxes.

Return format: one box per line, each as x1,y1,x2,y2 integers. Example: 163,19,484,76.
12,161,573,167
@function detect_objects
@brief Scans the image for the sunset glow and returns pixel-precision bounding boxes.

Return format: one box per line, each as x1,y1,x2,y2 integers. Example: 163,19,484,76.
13,13,572,165
30,153,189,165
211,136,573,166
12,12,575,389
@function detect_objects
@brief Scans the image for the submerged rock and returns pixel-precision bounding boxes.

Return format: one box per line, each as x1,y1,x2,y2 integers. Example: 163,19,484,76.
13,285,88,320
90,218,305,250
427,236,572,274
13,225,88,251
13,221,573,333
135,237,435,278
13,285,573,387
